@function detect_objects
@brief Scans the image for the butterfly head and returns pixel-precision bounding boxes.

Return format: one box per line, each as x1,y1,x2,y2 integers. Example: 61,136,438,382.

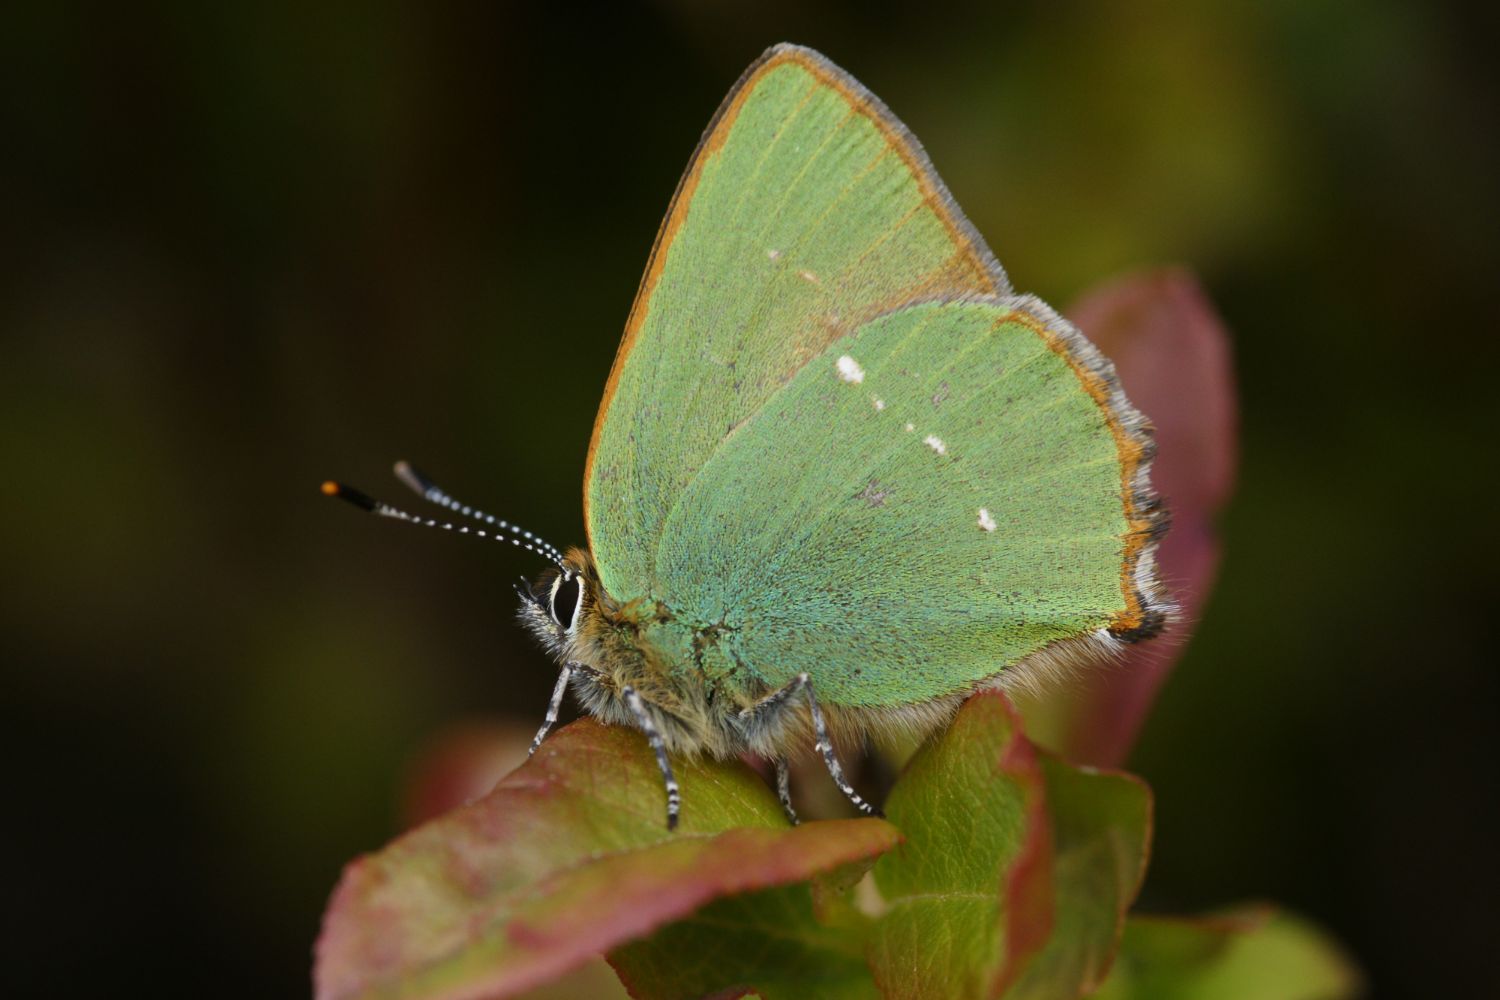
516,549,604,657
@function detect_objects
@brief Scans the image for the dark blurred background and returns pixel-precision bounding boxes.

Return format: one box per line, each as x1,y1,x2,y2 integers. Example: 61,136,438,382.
4,2,1495,997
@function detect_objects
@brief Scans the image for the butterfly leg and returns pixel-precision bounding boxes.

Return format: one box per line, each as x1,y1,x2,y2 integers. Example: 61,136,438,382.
622,685,682,831
774,758,798,825
801,675,881,818
740,673,880,819
529,660,605,755
528,663,575,756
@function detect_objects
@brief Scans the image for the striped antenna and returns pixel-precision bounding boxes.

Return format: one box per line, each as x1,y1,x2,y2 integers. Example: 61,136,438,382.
321,480,566,569
393,461,568,567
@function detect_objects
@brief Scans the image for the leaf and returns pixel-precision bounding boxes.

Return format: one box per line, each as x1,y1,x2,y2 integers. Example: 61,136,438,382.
1090,907,1362,1000
511,958,634,1000
608,878,881,1000
1003,758,1152,999
865,692,1054,999
314,718,899,1000
610,692,1159,1000
1021,267,1239,766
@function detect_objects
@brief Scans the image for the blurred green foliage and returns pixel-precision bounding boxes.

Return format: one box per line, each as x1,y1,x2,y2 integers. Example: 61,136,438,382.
3,2,1495,996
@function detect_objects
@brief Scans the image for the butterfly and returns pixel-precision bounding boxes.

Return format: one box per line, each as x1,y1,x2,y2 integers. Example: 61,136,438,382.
325,43,1168,829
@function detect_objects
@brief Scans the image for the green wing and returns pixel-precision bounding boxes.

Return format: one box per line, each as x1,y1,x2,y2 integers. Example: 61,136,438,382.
586,45,1164,706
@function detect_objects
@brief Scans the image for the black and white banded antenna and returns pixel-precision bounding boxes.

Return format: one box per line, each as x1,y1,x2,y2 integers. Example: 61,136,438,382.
321,477,566,570
392,461,569,567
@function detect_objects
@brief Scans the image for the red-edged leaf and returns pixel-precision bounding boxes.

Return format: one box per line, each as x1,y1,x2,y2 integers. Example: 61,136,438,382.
865,692,1053,998
1002,758,1152,999
314,718,899,1000
1023,267,1239,766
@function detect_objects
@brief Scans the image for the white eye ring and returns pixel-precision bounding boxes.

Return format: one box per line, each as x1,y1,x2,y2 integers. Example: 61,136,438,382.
547,572,585,633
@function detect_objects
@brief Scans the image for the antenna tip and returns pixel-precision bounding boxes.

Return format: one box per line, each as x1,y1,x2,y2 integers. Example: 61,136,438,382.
322,481,379,512
393,460,434,496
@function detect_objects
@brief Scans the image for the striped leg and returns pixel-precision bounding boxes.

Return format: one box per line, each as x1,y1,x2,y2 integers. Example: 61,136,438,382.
803,676,880,818
622,685,682,831
528,663,574,756
740,673,880,818
774,759,798,825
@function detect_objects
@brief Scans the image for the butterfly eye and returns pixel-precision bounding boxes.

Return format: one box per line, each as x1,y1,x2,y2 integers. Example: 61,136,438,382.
549,573,584,632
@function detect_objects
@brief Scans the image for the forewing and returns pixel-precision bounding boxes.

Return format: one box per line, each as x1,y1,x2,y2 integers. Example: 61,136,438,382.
586,44,1007,600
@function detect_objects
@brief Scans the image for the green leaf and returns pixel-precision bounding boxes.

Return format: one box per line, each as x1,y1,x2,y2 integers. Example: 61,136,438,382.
1090,907,1362,1000
314,718,899,1000
511,958,634,1000
608,878,881,1000
865,691,1054,999
1003,757,1152,999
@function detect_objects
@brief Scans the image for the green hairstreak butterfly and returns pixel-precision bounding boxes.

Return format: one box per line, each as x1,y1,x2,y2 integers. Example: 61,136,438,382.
325,43,1168,829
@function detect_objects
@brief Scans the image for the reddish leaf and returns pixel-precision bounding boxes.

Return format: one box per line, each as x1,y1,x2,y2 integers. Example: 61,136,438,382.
314,719,899,1000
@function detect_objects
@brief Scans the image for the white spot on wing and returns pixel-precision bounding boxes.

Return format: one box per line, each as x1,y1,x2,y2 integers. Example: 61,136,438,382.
923,435,947,455
836,355,865,384
978,508,997,532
